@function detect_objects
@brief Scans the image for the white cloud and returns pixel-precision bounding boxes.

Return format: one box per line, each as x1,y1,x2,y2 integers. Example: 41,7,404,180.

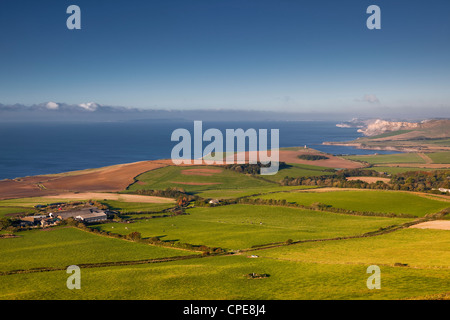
78,102,99,111
46,101,59,109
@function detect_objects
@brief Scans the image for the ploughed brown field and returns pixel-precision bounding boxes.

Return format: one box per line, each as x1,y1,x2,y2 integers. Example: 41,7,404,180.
0,160,172,200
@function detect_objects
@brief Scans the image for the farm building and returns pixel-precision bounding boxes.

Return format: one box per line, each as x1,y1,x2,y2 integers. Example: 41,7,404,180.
75,211,107,223
49,207,108,223
40,218,58,227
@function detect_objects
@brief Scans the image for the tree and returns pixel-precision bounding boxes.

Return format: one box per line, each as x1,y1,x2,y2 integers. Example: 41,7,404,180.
127,231,142,241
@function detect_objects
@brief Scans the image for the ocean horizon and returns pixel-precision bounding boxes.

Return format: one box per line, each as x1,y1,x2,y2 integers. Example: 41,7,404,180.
0,120,398,180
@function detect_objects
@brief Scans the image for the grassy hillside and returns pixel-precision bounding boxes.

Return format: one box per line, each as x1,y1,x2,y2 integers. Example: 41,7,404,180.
0,227,192,273
252,189,449,217
261,163,334,182
92,204,411,250
254,228,450,268
1,254,448,300
127,165,275,194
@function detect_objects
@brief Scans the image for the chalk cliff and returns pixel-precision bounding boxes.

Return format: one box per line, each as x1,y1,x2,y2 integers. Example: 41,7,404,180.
357,119,421,136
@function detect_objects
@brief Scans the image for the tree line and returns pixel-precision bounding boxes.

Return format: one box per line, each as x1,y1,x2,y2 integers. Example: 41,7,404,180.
280,169,450,194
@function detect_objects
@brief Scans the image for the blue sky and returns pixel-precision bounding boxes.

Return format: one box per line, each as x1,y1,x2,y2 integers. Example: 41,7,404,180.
0,0,449,115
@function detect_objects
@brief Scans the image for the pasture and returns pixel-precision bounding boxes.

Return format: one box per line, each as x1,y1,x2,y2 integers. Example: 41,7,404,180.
254,228,450,268
0,254,448,300
261,163,334,182
426,151,450,164
127,165,275,194
252,189,449,217
92,204,411,250
0,227,192,273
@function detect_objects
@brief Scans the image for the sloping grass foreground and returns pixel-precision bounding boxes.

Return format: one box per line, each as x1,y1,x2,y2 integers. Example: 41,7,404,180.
0,254,448,300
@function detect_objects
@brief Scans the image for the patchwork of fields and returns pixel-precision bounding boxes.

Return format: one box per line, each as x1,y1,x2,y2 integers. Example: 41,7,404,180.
1,150,449,300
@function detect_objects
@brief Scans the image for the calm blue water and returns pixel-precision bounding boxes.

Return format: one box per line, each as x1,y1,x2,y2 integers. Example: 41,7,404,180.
0,121,398,180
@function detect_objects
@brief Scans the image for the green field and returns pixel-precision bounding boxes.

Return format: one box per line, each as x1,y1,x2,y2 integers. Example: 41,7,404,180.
127,165,276,194
100,200,174,213
367,130,414,139
254,228,450,268
261,163,334,182
196,185,317,199
343,153,426,164
252,190,449,217
0,227,192,273
1,253,448,300
0,198,175,217
0,206,34,218
0,197,85,208
92,204,411,250
370,166,448,174
426,151,450,164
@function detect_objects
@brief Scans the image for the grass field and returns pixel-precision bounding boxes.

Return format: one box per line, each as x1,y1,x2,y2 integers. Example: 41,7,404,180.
261,163,334,182
254,228,450,268
367,130,414,139
0,227,192,273
127,165,276,194
196,185,317,199
252,189,449,217
369,166,449,174
0,197,175,217
426,152,450,164
0,197,90,208
343,153,426,165
92,204,411,250
0,206,34,218
1,254,448,300
100,200,174,213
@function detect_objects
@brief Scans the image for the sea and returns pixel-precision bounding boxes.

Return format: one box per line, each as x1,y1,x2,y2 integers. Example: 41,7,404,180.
0,120,399,180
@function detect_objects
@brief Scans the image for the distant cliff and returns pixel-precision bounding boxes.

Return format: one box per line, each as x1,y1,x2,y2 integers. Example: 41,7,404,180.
328,118,450,152
357,119,421,136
